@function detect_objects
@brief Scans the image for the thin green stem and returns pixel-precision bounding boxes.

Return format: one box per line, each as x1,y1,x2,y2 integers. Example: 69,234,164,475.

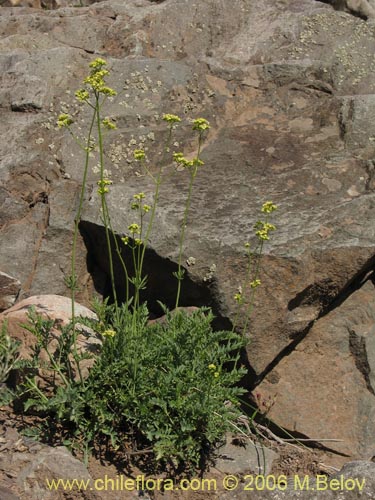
137,126,173,281
95,94,118,310
175,134,203,309
241,240,264,335
70,108,96,384
232,249,255,333
102,202,130,307
25,376,49,403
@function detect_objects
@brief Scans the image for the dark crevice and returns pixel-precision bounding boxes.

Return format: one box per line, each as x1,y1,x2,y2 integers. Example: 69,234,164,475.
365,160,375,192
252,324,313,389
288,255,375,315
28,191,49,208
338,97,354,143
79,220,232,330
79,220,259,393
349,328,375,396
311,265,375,318
288,278,339,311
256,257,375,387
255,414,351,457
11,103,42,113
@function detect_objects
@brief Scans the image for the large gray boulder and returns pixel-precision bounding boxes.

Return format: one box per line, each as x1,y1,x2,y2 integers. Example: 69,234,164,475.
0,425,101,499
1,0,375,464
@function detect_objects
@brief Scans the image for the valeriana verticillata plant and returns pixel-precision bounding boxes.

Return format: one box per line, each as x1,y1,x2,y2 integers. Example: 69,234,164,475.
13,57,278,470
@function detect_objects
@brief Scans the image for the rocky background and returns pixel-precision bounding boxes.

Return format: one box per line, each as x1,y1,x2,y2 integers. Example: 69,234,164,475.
1,0,375,486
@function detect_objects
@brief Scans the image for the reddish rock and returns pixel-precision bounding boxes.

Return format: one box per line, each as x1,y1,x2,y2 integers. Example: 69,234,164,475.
0,295,100,381
254,280,375,459
0,272,20,312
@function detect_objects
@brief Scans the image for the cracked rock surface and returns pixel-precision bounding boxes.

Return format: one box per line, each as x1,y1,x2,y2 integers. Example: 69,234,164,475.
1,0,375,466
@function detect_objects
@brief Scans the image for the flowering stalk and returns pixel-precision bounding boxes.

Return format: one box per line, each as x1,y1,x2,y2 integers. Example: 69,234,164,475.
95,99,118,309
174,118,209,309
130,115,180,311
58,110,97,383
232,202,277,334
59,58,120,358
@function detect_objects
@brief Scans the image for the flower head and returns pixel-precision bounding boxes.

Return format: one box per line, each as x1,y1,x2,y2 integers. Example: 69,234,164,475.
75,89,90,102
254,220,276,241
100,86,117,96
255,229,269,241
208,364,216,371
261,201,277,214
128,223,140,234
163,113,181,123
57,113,73,128
250,279,261,288
97,178,112,195
173,152,202,169
102,117,117,130
83,64,116,96
173,152,185,163
192,118,210,132
134,149,145,161
97,179,112,186
102,329,116,338
89,58,107,69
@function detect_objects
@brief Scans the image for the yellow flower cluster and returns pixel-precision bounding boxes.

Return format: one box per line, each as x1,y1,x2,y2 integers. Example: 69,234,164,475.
57,113,73,128
102,117,117,130
131,192,150,213
208,364,220,378
162,113,181,123
255,221,276,241
261,201,277,214
192,118,210,131
133,149,146,160
97,178,112,195
102,329,116,338
128,223,140,234
79,58,117,97
250,279,261,288
173,153,204,169
75,89,90,102
89,58,107,69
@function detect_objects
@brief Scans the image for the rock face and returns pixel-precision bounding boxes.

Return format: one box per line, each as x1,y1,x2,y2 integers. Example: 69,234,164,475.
4,0,101,8
0,272,20,312
254,280,375,458
0,424,100,500
1,0,375,464
0,295,100,381
218,461,375,499
215,434,278,476
325,0,375,19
